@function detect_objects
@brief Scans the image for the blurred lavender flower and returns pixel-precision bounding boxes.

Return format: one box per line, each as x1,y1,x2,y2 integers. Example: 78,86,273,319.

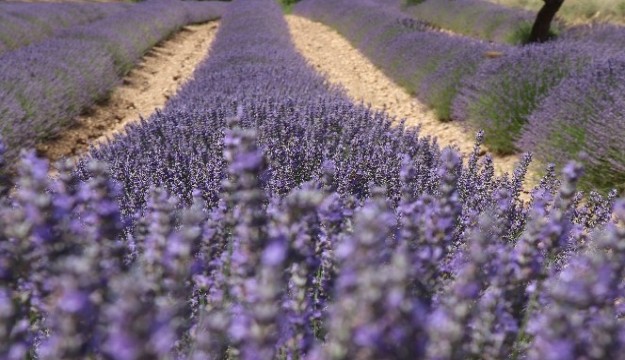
528,200,625,360
426,212,504,360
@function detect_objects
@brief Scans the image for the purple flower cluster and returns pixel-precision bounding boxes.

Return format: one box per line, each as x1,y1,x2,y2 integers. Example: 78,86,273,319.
0,0,226,163
294,0,505,121
396,0,540,44
0,1,131,56
2,0,625,358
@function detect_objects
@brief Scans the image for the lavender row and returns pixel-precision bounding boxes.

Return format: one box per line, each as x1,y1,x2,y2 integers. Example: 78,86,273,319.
518,57,625,192
86,0,351,212
455,27,625,178
0,0,226,164
451,40,599,155
294,0,506,121
7,133,625,359
0,1,131,56
562,22,625,48
394,0,544,44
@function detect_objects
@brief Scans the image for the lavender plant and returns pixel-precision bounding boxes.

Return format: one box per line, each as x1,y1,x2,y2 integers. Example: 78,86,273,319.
452,41,594,155
519,56,625,192
562,23,625,53
0,1,131,56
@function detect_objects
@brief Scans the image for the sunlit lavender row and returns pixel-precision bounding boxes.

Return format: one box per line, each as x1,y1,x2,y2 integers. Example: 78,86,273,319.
397,0,540,44
0,0,225,164
2,0,625,359
0,1,131,56
295,0,625,191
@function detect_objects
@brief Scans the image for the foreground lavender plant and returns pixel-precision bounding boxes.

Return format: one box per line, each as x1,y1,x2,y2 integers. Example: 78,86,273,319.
323,195,425,359
527,200,625,359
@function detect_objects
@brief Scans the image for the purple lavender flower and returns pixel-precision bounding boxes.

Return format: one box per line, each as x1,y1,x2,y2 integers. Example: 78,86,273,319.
527,200,625,360
323,196,425,359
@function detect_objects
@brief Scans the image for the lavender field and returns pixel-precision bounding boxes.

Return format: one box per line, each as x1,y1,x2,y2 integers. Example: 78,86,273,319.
2,0,625,359
297,0,625,192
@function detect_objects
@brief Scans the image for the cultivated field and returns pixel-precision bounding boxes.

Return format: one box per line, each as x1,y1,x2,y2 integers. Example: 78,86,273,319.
1,0,625,359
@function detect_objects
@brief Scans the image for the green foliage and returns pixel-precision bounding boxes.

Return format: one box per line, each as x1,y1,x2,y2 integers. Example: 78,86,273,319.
278,0,300,13
583,159,625,194
426,67,466,121
506,21,533,44
402,0,426,5
506,21,559,45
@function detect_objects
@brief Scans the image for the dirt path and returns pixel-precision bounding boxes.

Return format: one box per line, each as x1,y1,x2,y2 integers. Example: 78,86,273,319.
37,21,219,163
286,15,527,182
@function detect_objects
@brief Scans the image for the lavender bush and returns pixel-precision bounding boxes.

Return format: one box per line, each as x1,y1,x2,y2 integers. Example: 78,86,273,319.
561,23,625,57
1,0,625,358
294,0,505,121
0,1,131,56
452,41,594,155
519,57,625,192
399,0,542,44
0,0,225,164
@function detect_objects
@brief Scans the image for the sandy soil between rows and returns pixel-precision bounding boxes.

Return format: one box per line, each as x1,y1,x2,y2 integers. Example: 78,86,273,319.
37,21,219,163
286,15,532,184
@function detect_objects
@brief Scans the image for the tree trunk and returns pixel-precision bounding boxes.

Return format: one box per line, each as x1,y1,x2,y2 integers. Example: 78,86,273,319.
527,0,564,43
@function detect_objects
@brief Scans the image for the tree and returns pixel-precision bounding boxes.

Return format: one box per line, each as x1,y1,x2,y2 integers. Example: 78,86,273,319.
527,0,564,43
